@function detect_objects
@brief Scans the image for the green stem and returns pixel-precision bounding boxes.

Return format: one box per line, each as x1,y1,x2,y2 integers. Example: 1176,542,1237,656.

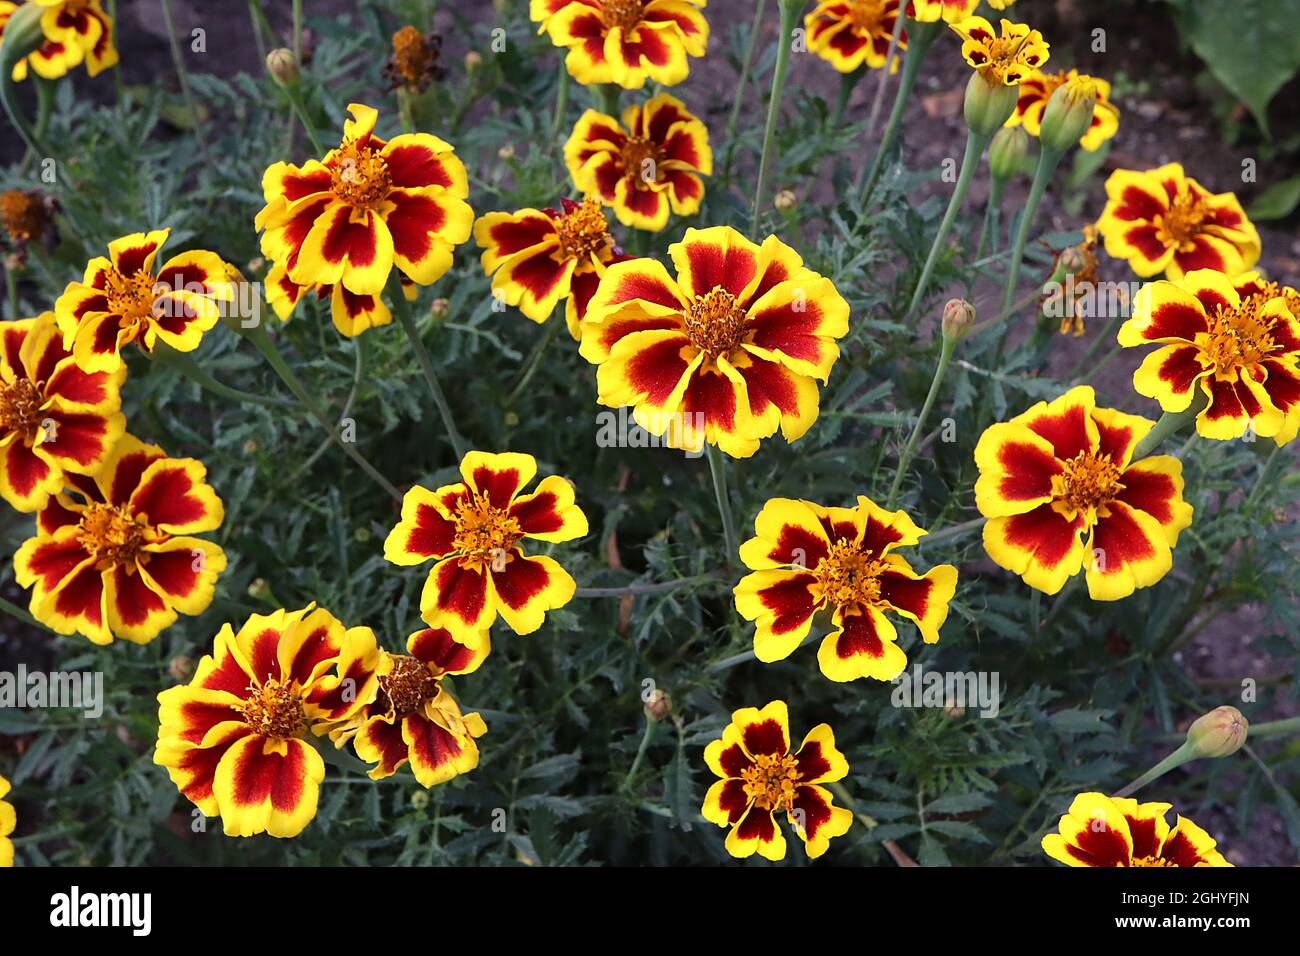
549,62,570,142
1065,310,1125,380
919,515,985,547
595,83,620,116
1248,716,1300,740
285,84,325,155
149,343,294,409
388,275,468,461
505,318,561,407
831,66,863,128
1002,146,1063,311
751,0,801,237
862,9,906,137
5,262,18,321
293,0,304,65
0,594,49,632
1112,741,1195,799
974,176,1006,264
723,0,768,177
705,443,739,564
858,19,938,200
0,3,45,155
573,572,724,599
1131,389,1209,460
622,718,656,788
247,0,270,63
886,334,956,508
160,0,209,161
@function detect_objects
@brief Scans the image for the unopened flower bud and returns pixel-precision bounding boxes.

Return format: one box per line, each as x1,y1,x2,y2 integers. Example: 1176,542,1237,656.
643,689,671,721
941,298,975,341
773,189,797,212
497,143,515,161
1186,706,1248,759
464,50,483,71
266,48,300,88
242,439,258,455
1039,78,1097,154
410,790,429,809
430,297,450,321
1058,245,1087,274
988,127,1028,181
245,256,265,275
504,411,520,427
168,656,195,682
248,578,270,601
963,73,1019,138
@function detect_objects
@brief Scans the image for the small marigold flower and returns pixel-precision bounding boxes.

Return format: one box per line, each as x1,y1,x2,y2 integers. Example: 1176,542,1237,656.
1120,270,1300,443
806,1,908,75
384,25,445,93
474,198,630,337
905,0,978,23
1042,792,1231,867
154,605,382,838
53,227,236,373
974,385,1194,600
0,189,51,246
0,0,117,82
1043,223,1102,337
531,0,709,90
0,311,126,512
1096,162,1260,279
384,451,589,645
1006,68,1119,152
14,434,227,645
734,496,958,683
580,226,849,458
0,773,13,867
564,93,712,232
254,103,473,331
702,700,852,861
329,626,488,787
950,16,1049,86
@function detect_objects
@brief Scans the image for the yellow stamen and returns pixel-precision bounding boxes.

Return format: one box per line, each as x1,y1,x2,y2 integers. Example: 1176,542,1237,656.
741,752,802,812
1053,452,1123,515
618,136,662,186
1202,298,1278,372
239,678,307,740
814,539,887,609
683,286,748,359
1157,188,1209,250
331,138,392,208
452,491,523,568
847,0,887,32
600,0,645,30
555,197,611,262
377,653,441,717
0,377,45,437
102,266,160,329
76,503,148,567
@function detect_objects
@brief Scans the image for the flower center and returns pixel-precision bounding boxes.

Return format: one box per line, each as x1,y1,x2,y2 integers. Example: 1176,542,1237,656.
103,267,160,324
983,32,1034,81
331,138,392,208
618,136,662,185
76,503,148,567
452,491,523,566
741,752,802,812
0,189,45,243
848,0,887,31
600,0,644,30
1158,189,1209,249
555,197,611,261
1203,297,1279,372
814,539,886,609
377,653,441,718
238,678,307,740
1131,855,1175,868
1053,452,1123,514
683,286,748,359
0,377,44,437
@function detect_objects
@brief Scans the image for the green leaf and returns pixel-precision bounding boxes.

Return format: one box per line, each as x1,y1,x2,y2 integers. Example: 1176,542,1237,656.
1248,175,1300,220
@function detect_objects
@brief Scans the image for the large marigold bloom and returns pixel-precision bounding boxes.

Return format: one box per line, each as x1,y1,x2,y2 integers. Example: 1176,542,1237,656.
564,94,712,232
1096,163,1260,279
1120,270,1300,443
154,606,381,838
0,0,117,82
254,103,473,326
53,228,235,374
384,451,589,645
532,0,708,90
905,0,978,22
807,1,907,74
474,198,629,337
974,386,1194,601
0,312,125,512
1042,792,1231,867
13,434,227,645
950,16,1049,85
580,227,849,458
330,626,488,787
1006,68,1119,151
734,496,957,683
0,774,13,867
702,700,852,861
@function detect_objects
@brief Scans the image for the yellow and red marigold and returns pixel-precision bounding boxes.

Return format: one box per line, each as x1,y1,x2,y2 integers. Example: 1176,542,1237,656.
1096,163,1260,280
384,451,589,645
154,606,381,838
564,93,712,232
950,16,1049,85
734,496,957,683
0,773,13,867
0,311,125,512
580,226,849,458
53,228,235,373
531,0,708,90
1121,270,1300,443
1042,792,1231,867
14,434,227,645
974,386,1194,600
1007,68,1119,151
702,700,852,861
0,0,117,82
329,626,488,787
806,1,907,75
905,0,978,23
255,103,473,336
474,198,629,338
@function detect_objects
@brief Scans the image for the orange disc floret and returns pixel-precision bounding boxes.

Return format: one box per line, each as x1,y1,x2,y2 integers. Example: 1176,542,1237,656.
383,450,589,645
153,605,383,838
0,312,126,512
806,0,908,74
974,385,1195,600
734,496,958,682
1042,792,1231,867
13,434,227,645
950,15,1049,86
702,700,853,861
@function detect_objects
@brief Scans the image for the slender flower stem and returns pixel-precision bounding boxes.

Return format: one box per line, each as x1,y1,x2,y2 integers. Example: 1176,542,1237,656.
595,83,620,116
967,285,1051,336
149,344,294,409
1002,146,1063,310
1131,389,1209,460
705,443,739,564
505,318,561,406
1064,310,1125,380
293,0,304,65
574,572,725,599
723,0,769,177
1112,741,1195,799
905,130,992,322
0,594,48,632
751,0,801,237
622,718,656,788
918,515,985,547
1247,716,1300,740
247,0,270,63
857,19,938,200
887,334,957,507
549,62,570,142
973,177,1006,264
388,275,468,461
5,261,18,321
0,3,45,155
160,0,209,161
863,10,906,137
831,66,864,128
284,84,326,155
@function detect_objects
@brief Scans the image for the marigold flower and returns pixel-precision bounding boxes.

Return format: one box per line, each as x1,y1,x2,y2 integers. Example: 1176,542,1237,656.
531,0,708,90
14,434,227,644
1044,223,1102,337
806,1,908,74
0,774,13,867
1120,270,1300,443
384,25,445,93
905,0,978,23
329,626,488,787
702,700,852,861
474,198,629,337
1006,68,1118,152
0,189,50,245
263,261,417,337
0,0,117,82
254,103,473,332
53,228,235,373
580,226,849,458
1042,792,1231,867
950,16,1049,86
734,496,957,682
564,93,712,232
384,450,589,645
154,605,382,838
1096,163,1260,279
974,386,1194,600
0,312,125,512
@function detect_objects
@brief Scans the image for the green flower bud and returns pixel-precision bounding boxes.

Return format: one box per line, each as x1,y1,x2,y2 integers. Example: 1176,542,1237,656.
963,73,1019,139
1186,706,1248,759
941,298,975,342
988,127,1029,182
267,49,300,88
1039,78,1098,154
